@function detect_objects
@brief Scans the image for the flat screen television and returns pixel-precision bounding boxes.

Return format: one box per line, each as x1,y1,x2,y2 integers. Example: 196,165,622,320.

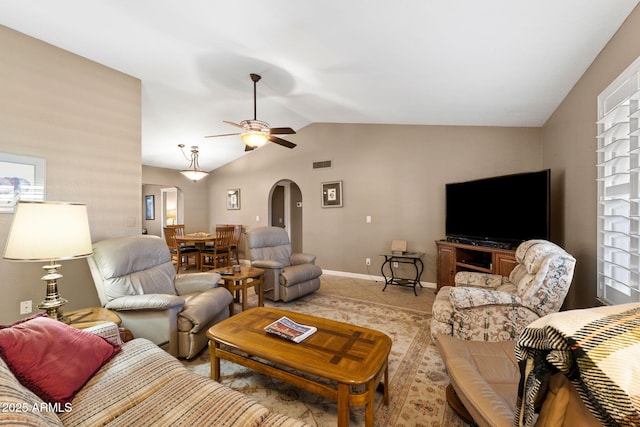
445,169,550,249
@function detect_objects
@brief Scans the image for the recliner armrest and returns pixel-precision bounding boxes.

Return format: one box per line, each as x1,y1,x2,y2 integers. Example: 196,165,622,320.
280,264,323,286
174,272,222,295
105,294,185,311
290,253,316,265
450,287,521,309
454,271,505,288
252,259,285,269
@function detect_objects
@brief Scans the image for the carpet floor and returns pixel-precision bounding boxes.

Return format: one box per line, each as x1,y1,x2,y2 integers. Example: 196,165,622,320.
181,278,470,426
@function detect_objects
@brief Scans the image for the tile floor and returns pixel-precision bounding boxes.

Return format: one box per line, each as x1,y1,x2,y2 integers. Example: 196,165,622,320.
317,274,436,313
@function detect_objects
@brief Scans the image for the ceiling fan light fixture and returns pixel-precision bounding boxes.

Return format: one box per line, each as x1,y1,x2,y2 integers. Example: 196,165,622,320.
178,144,209,182
241,131,269,148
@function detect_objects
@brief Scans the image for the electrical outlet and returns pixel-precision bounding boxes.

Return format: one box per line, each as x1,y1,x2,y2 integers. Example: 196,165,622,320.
365,258,371,265
20,300,32,315
393,262,399,268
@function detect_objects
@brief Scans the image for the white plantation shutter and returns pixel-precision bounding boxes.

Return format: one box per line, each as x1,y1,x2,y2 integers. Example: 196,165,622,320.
597,55,640,305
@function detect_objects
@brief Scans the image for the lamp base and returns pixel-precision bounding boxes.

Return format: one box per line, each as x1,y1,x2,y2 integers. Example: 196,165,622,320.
39,263,70,324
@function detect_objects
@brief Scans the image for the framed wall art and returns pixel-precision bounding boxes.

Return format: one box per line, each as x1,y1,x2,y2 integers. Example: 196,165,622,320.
145,195,155,220
227,188,240,210
0,153,46,213
321,181,343,208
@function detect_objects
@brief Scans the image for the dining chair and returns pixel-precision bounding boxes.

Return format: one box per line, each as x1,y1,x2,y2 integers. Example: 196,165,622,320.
163,226,199,272
214,224,242,265
200,225,234,271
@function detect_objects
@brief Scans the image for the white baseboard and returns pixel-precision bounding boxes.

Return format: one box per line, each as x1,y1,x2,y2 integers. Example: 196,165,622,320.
321,269,437,290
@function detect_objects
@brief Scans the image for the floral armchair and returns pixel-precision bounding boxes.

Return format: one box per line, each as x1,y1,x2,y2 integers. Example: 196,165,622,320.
431,240,576,341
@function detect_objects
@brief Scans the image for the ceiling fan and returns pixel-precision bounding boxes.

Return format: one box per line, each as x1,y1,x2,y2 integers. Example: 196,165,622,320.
205,73,296,151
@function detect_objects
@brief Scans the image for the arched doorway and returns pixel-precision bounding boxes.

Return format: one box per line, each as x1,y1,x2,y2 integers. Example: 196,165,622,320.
269,180,302,253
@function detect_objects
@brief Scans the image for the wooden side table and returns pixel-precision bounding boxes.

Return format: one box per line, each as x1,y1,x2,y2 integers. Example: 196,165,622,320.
213,265,265,315
66,307,121,328
65,307,133,342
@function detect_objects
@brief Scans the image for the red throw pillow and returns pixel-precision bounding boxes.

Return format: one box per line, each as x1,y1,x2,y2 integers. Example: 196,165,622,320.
0,314,121,404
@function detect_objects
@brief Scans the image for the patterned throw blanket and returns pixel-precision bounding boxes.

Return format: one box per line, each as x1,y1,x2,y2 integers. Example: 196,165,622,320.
514,303,640,427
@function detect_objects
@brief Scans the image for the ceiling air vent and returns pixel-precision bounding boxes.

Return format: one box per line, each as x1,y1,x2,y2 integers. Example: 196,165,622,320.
313,160,332,169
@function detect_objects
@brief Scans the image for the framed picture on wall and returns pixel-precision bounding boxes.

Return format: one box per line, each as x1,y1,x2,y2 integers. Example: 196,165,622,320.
227,188,240,210
0,153,46,213
145,195,155,220
321,181,343,208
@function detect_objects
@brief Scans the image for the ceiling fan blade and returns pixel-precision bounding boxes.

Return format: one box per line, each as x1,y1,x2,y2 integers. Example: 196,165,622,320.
269,127,296,135
223,120,245,129
204,132,240,138
269,135,296,149
244,145,256,152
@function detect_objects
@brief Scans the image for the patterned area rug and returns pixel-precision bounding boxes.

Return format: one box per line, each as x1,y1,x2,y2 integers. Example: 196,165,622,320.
181,292,470,426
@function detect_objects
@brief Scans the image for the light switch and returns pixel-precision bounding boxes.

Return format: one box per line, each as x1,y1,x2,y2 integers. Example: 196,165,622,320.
366,215,372,223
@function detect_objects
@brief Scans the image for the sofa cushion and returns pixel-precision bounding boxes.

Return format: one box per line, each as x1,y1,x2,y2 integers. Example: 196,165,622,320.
0,314,120,405
59,338,279,427
0,356,64,426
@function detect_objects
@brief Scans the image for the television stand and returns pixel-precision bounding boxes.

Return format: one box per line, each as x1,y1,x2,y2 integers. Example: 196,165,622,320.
435,240,517,292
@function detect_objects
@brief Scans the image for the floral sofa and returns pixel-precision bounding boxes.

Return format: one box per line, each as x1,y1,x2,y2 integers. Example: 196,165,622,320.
431,239,576,341
0,316,306,426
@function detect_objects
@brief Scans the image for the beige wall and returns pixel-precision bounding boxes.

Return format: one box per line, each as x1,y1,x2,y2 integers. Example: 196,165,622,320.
142,165,210,234
0,26,141,323
542,5,640,309
207,123,543,283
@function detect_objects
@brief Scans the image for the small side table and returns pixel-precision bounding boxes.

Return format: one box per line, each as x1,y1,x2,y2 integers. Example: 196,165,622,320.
66,307,121,328
213,265,265,315
380,252,425,296
65,307,133,342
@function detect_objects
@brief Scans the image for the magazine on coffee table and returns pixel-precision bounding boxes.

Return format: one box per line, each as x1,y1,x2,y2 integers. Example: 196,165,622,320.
264,316,317,343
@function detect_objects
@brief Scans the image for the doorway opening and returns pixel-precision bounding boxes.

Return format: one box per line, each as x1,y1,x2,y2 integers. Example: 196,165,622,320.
141,184,184,237
269,180,302,253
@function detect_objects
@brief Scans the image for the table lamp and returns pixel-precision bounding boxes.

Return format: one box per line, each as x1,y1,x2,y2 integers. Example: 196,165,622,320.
3,201,93,323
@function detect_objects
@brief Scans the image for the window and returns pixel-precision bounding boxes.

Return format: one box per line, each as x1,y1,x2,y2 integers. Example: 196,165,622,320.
597,55,640,305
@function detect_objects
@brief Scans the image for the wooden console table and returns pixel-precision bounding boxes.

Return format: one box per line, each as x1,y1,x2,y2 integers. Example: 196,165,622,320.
435,240,517,292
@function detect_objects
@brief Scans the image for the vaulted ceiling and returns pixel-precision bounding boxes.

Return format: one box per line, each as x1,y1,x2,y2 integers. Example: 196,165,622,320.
1,1,638,171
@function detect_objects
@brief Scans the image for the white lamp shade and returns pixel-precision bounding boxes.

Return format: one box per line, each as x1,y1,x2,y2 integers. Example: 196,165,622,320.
180,169,209,181
3,201,93,261
241,131,268,147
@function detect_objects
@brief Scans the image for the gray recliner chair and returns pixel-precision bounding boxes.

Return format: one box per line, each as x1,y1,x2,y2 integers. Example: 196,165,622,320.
245,226,322,302
87,235,233,359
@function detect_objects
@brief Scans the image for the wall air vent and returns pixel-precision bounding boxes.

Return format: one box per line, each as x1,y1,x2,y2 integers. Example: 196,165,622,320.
313,160,332,169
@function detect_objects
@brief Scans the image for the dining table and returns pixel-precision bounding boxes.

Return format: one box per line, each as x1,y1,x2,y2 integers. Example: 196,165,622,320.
175,233,216,250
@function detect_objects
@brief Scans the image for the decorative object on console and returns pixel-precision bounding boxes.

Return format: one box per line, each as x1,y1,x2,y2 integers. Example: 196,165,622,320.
178,144,209,182
321,180,343,208
3,201,93,323
391,239,407,255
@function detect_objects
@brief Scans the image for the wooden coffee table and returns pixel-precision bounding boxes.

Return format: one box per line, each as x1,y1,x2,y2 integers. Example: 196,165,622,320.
212,265,264,315
207,307,391,426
